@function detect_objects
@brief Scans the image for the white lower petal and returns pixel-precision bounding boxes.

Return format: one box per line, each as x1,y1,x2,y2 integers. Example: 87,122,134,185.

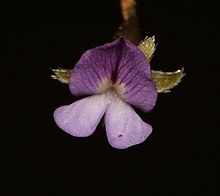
105,94,152,149
54,93,110,137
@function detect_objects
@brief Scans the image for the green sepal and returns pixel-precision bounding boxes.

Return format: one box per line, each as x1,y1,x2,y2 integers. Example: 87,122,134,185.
151,68,185,93
51,68,72,84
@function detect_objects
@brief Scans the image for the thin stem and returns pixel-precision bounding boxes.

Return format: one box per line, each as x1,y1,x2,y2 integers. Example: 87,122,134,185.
120,0,137,21
114,0,140,45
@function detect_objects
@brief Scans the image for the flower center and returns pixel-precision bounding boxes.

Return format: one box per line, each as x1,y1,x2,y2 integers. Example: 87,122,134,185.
96,78,125,99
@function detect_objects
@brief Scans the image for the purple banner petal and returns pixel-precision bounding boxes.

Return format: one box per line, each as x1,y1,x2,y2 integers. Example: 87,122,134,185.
69,37,157,112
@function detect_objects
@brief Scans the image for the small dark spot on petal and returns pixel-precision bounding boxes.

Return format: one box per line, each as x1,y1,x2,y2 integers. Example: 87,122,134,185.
118,134,123,137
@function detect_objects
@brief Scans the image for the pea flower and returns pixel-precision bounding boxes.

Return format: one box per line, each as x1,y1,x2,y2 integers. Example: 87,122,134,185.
53,37,158,149
52,0,185,149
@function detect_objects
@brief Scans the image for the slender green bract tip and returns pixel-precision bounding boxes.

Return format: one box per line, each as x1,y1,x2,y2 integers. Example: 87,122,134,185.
138,36,156,62
51,68,72,84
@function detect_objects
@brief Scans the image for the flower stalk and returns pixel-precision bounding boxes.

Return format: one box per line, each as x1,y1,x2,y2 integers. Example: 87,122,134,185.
113,0,140,45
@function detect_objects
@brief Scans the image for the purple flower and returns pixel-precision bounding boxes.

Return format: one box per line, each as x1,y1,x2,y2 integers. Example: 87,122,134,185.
54,37,158,149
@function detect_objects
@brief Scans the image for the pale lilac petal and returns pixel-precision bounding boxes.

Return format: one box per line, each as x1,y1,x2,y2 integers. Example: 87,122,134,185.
54,94,109,137
105,94,152,149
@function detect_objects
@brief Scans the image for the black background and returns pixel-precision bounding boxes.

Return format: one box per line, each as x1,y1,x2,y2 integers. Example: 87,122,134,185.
4,0,219,195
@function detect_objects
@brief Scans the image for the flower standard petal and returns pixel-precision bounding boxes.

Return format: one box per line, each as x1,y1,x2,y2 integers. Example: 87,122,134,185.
105,93,152,149
69,37,157,113
54,94,110,137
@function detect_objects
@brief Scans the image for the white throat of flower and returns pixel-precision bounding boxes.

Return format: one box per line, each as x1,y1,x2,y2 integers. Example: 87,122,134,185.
96,78,126,99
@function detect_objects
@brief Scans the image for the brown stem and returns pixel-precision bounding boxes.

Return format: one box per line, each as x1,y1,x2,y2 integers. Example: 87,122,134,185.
113,0,140,45
120,0,137,21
